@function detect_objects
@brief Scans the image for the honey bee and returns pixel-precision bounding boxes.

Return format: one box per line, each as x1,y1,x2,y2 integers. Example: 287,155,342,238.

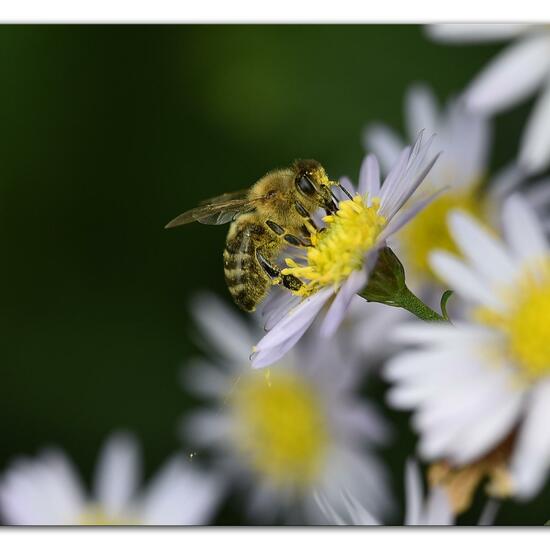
165,160,345,312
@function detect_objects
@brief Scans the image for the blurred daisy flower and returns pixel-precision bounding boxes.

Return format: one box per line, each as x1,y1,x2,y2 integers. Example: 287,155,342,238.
315,460,454,526
251,133,441,368
181,293,392,524
428,24,550,174
385,194,550,511
0,432,220,525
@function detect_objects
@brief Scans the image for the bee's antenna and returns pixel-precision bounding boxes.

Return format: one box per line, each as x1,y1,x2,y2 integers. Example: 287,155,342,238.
334,181,353,200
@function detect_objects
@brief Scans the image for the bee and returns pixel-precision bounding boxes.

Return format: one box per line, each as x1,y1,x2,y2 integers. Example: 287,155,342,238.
165,160,345,312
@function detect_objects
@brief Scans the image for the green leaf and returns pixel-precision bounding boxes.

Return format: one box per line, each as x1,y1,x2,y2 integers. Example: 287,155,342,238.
440,290,454,321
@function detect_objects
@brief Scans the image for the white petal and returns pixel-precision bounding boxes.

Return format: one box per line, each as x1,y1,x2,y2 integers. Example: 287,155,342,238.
181,410,233,448
358,154,381,199
37,451,87,523
448,210,518,287
465,35,550,114
404,460,423,526
511,379,550,499
422,488,454,526
94,432,140,516
320,269,367,337
449,387,522,464
180,358,229,399
502,194,548,263
380,136,440,221
190,292,254,363
141,457,221,525
405,84,439,138
417,361,520,464
392,321,491,347
262,290,301,331
478,499,500,526
0,450,86,525
429,251,503,309
321,447,392,522
313,492,347,525
519,79,550,174
363,124,404,174
251,324,307,369
252,288,332,368
441,99,491,189
379,187,443,242
485,162,526,204
427,24,529,43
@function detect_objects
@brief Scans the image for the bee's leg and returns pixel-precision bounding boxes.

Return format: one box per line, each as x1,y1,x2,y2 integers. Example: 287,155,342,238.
265,220,311,247
294,201,319,232
255,249,303,292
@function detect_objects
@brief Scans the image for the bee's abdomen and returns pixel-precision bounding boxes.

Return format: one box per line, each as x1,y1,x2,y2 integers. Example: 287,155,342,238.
224,221,273,312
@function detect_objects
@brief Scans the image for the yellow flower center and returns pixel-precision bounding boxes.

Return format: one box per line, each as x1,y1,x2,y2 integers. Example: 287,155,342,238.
397,185,484,284
283,195,386,296
476,259,550,381
78,506,138,525
231,369,329,488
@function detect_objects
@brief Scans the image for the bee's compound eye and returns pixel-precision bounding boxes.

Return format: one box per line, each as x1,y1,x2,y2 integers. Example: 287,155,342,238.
296,175,316,196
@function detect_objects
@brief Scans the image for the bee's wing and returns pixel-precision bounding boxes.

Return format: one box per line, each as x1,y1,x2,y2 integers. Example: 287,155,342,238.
165,196,260,228
199,188,250,205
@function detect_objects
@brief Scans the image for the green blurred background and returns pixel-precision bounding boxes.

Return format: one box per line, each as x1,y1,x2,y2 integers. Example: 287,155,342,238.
0,25,545,525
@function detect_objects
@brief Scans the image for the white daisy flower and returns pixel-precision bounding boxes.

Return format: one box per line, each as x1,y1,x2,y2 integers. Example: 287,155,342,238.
315,459,454,526
251,133,441,368
0,432,221,525
181,292,392,524
385,194,550,504
427,24,550,174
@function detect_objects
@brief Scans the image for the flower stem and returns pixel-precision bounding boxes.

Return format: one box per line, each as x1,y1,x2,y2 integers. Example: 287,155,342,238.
395,286,446,322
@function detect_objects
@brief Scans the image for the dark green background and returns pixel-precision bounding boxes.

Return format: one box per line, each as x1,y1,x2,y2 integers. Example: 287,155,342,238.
0,25,545,525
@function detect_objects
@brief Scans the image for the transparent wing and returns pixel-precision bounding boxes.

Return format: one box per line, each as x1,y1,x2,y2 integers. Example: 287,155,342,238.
199,188,250,205
165,196,258,228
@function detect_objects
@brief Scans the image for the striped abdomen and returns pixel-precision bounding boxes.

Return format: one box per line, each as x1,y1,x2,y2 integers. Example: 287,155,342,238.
223,217,277,312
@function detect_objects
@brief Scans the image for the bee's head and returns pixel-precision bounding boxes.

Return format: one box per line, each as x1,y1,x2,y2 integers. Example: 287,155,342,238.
293,159,338,214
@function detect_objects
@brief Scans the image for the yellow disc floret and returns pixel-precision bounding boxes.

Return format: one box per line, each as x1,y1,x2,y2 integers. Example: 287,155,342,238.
283,195,386,297
231,369,328,488
477,259,550,381
398,185,484,284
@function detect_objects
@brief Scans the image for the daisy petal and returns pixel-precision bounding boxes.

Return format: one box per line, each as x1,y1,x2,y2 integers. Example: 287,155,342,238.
363,124,404,174
251,324,308,369
427,24,529,43
502,194,548,263
379,187,444,242
450,388,522,464
94,432,141,517
519,78,550,174
404,460,423,526
358,154,381,199
511,379,550,499
465,35,550,114
141,457,221,525
422,488,453,526
448,210,517,286
320,269,367,338
429,251,502,309
405,84,439,138
191,293,253,362
252,288,332,368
